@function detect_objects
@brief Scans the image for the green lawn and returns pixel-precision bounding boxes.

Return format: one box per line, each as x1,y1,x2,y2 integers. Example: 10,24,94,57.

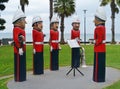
0,78,12,89
0,44,120,89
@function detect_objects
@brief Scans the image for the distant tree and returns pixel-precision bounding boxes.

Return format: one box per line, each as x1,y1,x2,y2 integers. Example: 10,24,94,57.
0,18,6,30
54,0,75,44
0,0,9,30
20,0,29,12
100,0,120,44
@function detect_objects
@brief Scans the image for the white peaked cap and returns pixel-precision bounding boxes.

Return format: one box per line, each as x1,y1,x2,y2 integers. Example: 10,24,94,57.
12,9,26,24
95,6,107,21
32,16,43,25
51,16,59,23
72,15,80,23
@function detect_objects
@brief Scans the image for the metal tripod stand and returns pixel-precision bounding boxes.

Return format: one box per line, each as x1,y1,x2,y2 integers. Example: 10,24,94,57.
66,40,84,76
66,67,84,76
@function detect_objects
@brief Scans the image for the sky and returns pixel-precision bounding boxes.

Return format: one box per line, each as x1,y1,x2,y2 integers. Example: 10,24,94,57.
1,0,120,34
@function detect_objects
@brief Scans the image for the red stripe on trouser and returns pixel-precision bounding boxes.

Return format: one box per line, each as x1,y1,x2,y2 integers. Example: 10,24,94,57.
17,53,20,81
95,52,98,82
50,52,52,70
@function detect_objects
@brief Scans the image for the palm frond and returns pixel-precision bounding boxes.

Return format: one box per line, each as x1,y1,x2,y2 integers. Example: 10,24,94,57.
0,25,5,30
20,0,29,5
0,18,6,25
115,7,119,13
116,0,120,7
0,0,9,3
0,4,5,11
100,0,111,6
25,0,29,5
54,0,75,17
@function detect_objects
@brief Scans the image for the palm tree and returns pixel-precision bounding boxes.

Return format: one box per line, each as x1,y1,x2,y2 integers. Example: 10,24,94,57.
20,0,29,12
54,0,75,44
0,18,6,30
49,0,53,28
100,0,120,44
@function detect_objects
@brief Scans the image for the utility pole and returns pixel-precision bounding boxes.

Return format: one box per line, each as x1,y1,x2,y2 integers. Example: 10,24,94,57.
83,10,87,44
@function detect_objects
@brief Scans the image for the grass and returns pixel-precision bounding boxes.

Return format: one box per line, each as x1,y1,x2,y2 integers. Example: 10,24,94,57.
0,44,71,76
0,44,120,89
0,78,12,89
106,45,120,69
103,80,120,89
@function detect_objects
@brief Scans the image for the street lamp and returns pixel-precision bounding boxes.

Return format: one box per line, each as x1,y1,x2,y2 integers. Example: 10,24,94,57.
83,9,87,44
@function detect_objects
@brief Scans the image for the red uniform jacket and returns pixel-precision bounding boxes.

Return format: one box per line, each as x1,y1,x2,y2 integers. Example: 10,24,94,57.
13,27,26,53
50,29,59,49
71,29,80,44
32,30,44,52
94,25,106,52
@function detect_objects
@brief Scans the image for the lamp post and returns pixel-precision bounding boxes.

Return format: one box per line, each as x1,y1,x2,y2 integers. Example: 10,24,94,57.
83,10,87,44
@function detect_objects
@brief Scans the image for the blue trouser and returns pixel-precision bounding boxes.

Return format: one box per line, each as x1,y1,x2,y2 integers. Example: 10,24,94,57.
33,52,44,74
14,53,26,82
50,49,59,70
93,52,106,82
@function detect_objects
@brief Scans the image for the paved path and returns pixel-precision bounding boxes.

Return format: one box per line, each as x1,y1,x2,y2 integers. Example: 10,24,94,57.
7,66,120,89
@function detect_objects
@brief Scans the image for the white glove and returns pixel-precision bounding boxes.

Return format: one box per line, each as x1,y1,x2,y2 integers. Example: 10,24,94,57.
50,46,53,52
33,49,36,54
75,37,81,42
75,37,78,40
59,44,61,50
19,48,23,55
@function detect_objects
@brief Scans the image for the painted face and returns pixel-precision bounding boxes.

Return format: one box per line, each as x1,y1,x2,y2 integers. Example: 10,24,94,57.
53,22,59,31
72,23,80,30
20,18,27,29
37,22,43,31
93,17,102,26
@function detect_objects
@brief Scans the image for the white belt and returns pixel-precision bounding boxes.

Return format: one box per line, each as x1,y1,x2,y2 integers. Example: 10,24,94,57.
35,42,44,44
51,40,59,43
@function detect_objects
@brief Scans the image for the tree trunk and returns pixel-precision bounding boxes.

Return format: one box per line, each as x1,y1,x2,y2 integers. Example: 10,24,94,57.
111,15,116,44
49,0,53,29
60,15,65,44
110,0,116,44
